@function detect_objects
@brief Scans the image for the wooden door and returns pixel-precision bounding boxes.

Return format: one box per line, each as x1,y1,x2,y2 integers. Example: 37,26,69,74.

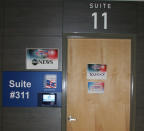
67,38,131,131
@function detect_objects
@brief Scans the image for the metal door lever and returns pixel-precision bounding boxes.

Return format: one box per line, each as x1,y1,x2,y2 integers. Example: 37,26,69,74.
68,115,77,122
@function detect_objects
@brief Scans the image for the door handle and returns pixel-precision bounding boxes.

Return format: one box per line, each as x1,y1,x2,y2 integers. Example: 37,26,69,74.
68,115,77,122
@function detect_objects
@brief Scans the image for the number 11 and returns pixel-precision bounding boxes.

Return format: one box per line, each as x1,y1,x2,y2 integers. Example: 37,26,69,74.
92,12,108,29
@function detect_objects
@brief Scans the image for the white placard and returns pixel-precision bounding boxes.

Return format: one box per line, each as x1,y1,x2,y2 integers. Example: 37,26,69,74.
26,48,58,69
87,64,107,80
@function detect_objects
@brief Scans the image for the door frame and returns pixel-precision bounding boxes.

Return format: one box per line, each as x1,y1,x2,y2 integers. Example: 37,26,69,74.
62,33,136,131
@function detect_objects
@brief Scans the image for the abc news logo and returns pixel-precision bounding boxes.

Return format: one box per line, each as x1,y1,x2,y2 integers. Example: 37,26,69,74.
32,59,53,66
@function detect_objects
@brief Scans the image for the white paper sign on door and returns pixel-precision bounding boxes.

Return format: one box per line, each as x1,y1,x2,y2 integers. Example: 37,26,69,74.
88,82,104,94
87,64,107,80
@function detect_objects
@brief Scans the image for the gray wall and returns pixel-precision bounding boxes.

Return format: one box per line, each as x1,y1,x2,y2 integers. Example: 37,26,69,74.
136,3,144,130
1,0,62,131
0,1,144,131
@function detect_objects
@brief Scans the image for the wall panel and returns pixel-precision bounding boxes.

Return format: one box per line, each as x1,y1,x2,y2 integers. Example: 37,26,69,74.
63,1,136,34
4,0,62,36
0,73,2,130
2,36,62,71
0,3,4,130
3,108,61,131
136,3,144,131
2,0,63,131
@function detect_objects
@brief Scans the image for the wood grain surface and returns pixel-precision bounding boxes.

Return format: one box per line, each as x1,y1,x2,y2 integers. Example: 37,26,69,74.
67,38,131,131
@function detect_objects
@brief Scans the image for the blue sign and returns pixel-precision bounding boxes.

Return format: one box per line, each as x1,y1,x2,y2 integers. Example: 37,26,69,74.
2,71,62,107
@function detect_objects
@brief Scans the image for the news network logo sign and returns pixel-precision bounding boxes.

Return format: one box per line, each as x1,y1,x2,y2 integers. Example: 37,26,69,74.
26,48,58,69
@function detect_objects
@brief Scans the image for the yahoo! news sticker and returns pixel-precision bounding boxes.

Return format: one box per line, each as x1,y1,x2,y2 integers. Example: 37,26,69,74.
87,64,107,80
